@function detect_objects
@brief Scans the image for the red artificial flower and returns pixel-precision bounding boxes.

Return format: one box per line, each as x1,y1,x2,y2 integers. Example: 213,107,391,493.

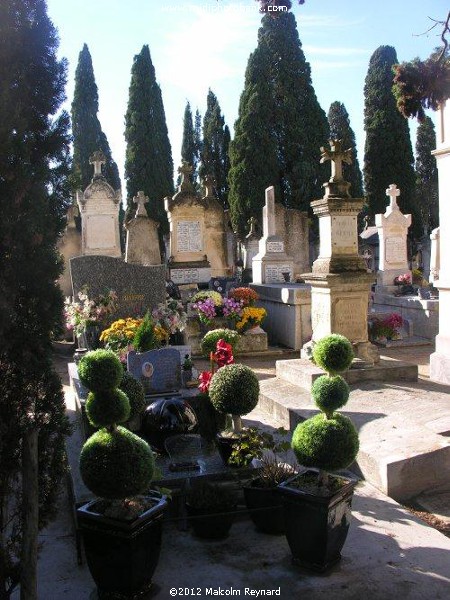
213,339,234,368
198,370,213,393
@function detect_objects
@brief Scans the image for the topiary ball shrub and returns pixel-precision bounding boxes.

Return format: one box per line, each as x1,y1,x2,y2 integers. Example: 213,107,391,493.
209,363,259,416
201,329,240,357
313,334,354,375
119,371,146,422
311,375,349,417
292,413,359,472
78,349,123,392
85,389,130,428
80,426,155,499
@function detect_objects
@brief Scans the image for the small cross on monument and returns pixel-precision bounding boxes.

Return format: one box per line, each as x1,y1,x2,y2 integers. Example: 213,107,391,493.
178,161,194,192
203,174,215,198
247,216,258,238
386,184,400,210
89,150,106,178
320,139,352,182
133,191,149,217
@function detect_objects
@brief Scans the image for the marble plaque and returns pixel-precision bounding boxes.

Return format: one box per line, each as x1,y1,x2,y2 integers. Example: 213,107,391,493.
86,215,116,249
385,236,404,264
177,221,202,253
333,297,366,341
264,264,292,283
267,240,284,253
332,216,357,252
127,348,181,394
171,269,199,284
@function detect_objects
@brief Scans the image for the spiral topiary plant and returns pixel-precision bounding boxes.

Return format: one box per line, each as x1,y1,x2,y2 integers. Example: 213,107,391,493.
292,334,359,487
208,363,259,432
78,349,154,502
201,328,240,357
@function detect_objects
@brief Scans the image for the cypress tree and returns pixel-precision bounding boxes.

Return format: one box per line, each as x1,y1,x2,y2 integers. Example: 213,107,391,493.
328,101,364,198
180,101,199,185
200,90,230,207
0,1,71,596
363,46,417,232
415,116,438,236
71,44,121,192
124,45,173,234
228,12,329,237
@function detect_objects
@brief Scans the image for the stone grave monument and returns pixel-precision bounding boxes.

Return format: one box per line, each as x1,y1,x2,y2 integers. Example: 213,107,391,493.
76,151,122,258
243,217,260,281
57,203,82,297
430,100,450,383
275,205,309,279
125,191,161,266
375,184,411,292
252,186,294,284
165,163,229,285
302,140,377,364
429,226,440,284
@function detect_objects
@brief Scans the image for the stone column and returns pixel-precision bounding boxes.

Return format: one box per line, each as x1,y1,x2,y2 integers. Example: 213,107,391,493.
430,101,450,383
302,140,378,364
429,227,440,284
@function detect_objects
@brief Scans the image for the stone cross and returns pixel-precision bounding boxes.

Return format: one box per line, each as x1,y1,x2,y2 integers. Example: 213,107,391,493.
263,186,276,237
133,191,149,217
386,184,400,209
247,216,258,237
203,174,215,198
178,161,194,192
89,150,106,177
320,140,352,182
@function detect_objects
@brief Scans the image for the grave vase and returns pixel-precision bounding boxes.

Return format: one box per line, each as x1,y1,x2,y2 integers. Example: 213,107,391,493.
78,324,101,351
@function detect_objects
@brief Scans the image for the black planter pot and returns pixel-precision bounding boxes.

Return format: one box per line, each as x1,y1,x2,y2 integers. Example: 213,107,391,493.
243,480,285,535
278,470,357,572
185,503,236,539
215,434,239,466
77,492,167,598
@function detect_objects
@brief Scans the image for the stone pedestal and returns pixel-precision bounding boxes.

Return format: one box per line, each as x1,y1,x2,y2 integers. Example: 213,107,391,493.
252,186,294,283
430,101,450,384
429,226,440,284
125,191,161,266
375,184,411,291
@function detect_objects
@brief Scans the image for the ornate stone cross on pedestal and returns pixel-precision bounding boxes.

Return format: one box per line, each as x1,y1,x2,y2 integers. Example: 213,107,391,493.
386,183,401,209
203,174,216,199
320,139,352,182
133,191,149,217
89,150,106,178
178,161,194,192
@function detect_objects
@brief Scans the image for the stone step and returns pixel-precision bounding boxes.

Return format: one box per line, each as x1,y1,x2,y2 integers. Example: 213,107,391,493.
275,357,418,390
381,336,432,349
258,376,450,502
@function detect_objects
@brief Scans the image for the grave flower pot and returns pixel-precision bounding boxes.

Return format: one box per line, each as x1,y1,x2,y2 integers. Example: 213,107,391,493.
243,480,285,535
78,324,101,351
185,503,236,539
77,492,167,598
278,471,357,572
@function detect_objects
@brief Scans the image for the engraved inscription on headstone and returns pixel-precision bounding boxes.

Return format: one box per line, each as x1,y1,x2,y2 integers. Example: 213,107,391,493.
171,269,200,284
177,221,202,253
85,215,116,249
334,298,365,340
264,264,293,283
332,216,357,251
312,295,329,334
385,237,404,264
267,240,285,253
127,348,181,394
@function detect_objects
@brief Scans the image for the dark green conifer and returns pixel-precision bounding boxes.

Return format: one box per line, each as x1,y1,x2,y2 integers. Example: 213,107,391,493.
228,12,329,237
124,45,173,234
415,116,439,236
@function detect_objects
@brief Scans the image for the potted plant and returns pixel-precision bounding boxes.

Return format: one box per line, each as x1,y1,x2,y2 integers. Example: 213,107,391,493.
186,481,237,539
76,349,167,598
278,334,359,572
181,353,193,387
208,362,260,465
133,311,160,352
242,429,295,535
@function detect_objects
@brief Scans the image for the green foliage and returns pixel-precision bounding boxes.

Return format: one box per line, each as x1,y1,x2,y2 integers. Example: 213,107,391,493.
228,427,290,468
415,116,439,236
71,44,121,193
199,89,230,207
187,482,236,510
327,101,363,198
200,329,240,357
292,413,359,472
119,371,146,422
179,101,201,188
312,334,354,375
80,426,154,500
209,364,259,416
78,349,123,392
85,389,130,428
124,45,173,235
311,375,349,416
133,312,158,352
363,45,418,234
228,12,329,237
0,0,72,592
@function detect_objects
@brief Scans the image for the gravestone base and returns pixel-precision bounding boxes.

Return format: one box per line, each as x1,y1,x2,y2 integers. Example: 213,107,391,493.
169,261,211,285
252,256,295,284
372,292,438,341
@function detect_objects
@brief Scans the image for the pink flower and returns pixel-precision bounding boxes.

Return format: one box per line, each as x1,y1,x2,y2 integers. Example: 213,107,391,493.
199,371,213,393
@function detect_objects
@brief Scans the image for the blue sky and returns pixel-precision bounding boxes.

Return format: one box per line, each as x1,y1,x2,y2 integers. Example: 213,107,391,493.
46,0,448,192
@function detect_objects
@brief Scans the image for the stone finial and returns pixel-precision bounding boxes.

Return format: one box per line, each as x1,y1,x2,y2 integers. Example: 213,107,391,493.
133,191,149,218
203,174,216,199
89,150,106,178
320,140,352,183
386,184,400,209
178,161,194,192
246,216,258,239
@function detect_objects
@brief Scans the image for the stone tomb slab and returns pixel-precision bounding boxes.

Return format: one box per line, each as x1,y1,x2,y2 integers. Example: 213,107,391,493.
70,255,165,318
